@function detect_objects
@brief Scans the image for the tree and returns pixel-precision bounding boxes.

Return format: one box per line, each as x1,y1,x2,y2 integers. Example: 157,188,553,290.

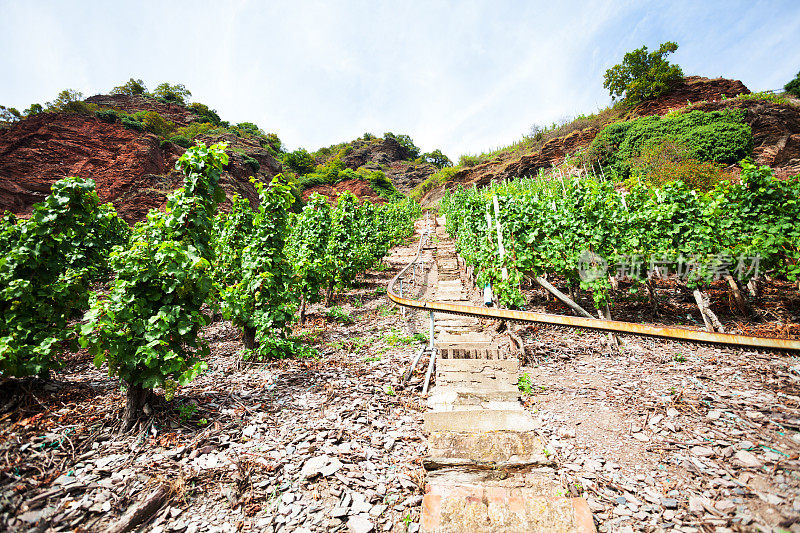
46,89,94,114
140,110,175,136
383,132,421,159
112,78,148,96
284,148,317,175
188,102,221,125
785,70,800,98
152,82,192,105
603,42,683,103
0,105,22,122
24,103,43,116
422,149,453,169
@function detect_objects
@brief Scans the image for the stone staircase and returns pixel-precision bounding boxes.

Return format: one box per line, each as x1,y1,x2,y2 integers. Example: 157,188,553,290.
419,220,595,533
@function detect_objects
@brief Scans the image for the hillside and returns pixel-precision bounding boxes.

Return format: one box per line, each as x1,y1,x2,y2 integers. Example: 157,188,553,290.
295,134,443,204
418,76,800,204
0,95,283,223
315,135,438,193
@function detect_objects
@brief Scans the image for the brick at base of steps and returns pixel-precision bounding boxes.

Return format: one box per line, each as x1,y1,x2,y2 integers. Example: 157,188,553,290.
421,469,595,533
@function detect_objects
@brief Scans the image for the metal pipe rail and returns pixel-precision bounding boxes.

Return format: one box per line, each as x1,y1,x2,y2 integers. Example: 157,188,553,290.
388,233,800,353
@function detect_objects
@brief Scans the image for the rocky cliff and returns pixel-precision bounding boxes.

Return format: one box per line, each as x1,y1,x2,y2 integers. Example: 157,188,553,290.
330,137,437,194
0,111,282,223
84,94,198,126
302,179,387,205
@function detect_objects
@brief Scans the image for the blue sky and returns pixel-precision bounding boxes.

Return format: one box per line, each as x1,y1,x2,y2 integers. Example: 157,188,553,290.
2,1,799,159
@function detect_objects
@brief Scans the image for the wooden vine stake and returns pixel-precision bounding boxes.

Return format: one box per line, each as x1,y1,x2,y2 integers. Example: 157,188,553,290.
724,274,748,316
693,289,725,333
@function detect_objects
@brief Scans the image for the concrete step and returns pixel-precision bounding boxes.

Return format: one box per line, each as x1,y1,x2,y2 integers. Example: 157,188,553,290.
422,471,595,532
437,333,494,347
427,385,520,407
437,357,519,372
427,391,521,412
426,431,549,465
423,409,538,433
435,358,520,389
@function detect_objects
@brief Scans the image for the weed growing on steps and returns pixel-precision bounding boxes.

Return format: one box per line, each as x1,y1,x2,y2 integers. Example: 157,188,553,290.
517,372,534,395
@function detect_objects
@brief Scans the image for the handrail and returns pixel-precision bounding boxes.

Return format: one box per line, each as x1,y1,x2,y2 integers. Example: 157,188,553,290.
388,233,800,353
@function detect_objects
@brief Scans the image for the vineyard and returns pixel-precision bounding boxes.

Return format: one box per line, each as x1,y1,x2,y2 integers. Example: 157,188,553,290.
440,161,800,330
2,65,800,532
0,143,420,429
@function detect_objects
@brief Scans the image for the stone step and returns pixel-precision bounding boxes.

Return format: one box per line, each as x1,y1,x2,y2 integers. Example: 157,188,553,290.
427,397,521,412
427,385,520,406
436,358,519,387
437,333,494,346
426,431,550,465
422,471,595,532
423,410,538,433
434,373,517,390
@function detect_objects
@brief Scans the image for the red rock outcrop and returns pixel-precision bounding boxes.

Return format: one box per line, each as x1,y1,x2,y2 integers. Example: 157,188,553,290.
630,76,750,117
302,179,387,205
327,137,436,193
85,94,198,126
0,112,282,223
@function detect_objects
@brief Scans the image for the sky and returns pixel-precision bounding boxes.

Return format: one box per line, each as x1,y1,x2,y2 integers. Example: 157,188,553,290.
1,0,799,159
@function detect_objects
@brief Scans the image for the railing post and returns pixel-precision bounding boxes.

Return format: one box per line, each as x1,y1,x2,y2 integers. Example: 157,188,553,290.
422,310,436,394
429,310,435,350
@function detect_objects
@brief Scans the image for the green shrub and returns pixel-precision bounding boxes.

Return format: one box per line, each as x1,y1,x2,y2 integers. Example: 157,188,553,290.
0,106,22,122
81,143,227,429
459,154,484,167
262,133,283,154
120,115,144,132
409,167,457,201
590,109,752,178
24,103,43,116
241,153,260,173
0,178,129,378
173,122,215,140
628,138,731,191
95,109,119,123
168,135,192,148
134,110,175,136
785,71,800,98
219,176,297,356
364,170,402,200
46,89,97,115
604,41,683,103
735,91,795,106
188,102,221,125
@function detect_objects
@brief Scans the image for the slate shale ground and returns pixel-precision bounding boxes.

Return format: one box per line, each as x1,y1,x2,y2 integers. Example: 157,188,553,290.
2,224,800,532
519,326,800,533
